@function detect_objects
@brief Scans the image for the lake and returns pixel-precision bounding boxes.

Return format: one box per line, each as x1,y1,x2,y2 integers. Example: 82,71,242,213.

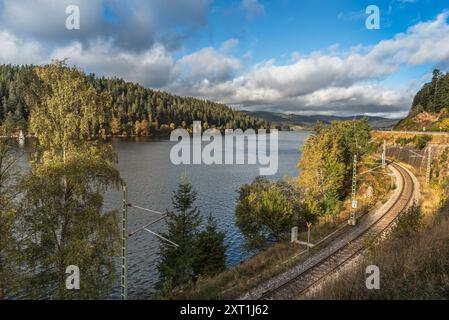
16,130,310,299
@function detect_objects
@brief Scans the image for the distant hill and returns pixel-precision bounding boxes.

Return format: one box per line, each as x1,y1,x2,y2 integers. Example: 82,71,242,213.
0,64,269,136
244,111,400,130
395,69,449,131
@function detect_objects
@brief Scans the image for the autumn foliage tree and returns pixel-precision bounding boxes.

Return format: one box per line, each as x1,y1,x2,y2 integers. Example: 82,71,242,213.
16,61,121,299
297,119,373,217
235,177,306,248
0,125,22,298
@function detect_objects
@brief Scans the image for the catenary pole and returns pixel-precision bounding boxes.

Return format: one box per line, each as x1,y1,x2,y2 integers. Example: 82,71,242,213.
121,184,128,300
348,154,357,226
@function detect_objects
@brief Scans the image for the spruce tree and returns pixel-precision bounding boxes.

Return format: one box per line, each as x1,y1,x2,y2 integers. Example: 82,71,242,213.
194,214,227,278
156,177,202,293
157,178,228,294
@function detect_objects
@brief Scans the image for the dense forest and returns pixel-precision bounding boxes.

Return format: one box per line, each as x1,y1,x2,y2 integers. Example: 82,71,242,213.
411,69,449,114
0,64,269,136
395,69,449,131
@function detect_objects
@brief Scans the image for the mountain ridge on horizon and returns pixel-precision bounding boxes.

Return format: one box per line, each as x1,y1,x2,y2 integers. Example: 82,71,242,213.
244,110,401,130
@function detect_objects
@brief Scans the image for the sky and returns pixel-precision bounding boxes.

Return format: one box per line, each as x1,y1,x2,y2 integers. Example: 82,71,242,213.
1,0,449,118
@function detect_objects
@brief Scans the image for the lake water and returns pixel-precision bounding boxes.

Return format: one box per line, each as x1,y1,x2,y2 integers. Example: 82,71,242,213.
16,131,310,299
106,131,309,299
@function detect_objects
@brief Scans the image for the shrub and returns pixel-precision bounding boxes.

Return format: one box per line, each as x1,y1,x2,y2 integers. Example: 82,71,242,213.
391,205,423,238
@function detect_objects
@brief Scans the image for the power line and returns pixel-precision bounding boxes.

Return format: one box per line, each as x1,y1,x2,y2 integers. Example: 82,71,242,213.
128,203,164,215
144,228,179,248
120,186,179,300
128,215,167,237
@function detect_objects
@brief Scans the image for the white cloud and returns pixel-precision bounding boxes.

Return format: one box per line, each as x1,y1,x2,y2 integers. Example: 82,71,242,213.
300,84,414,110
0,0,104,43
220,38,239,53
168,12,449,115
0,0,210,51
51,40,179,87
0,31,46,65
1,7,449,117
177,46,241,84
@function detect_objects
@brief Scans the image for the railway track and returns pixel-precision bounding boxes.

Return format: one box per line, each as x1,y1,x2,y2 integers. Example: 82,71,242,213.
259,161,416,300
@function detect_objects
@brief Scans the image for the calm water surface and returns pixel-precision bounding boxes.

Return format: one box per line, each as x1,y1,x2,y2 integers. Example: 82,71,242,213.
106,131,309,299
17,131,310,299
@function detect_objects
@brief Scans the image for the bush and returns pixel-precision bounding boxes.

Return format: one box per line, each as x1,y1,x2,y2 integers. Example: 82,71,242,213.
395,135,431,150
413,135,432,150
395,137,413,146
235,177,308,248
391,205,423,238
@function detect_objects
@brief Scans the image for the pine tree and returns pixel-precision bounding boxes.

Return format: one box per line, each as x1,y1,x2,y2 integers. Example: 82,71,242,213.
157,179,228,294
156,177,202,293
194,214,227,277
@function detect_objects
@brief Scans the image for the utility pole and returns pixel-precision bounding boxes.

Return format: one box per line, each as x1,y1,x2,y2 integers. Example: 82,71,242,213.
121,184,128,300
382,140,386,168
348,154,357,226
426,146,432,185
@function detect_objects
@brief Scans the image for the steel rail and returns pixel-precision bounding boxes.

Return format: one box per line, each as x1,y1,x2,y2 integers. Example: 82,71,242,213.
260,162,416,300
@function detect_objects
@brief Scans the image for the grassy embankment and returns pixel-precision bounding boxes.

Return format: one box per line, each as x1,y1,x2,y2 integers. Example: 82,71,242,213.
160,166,394,300
310,136,449,299
373,131,449,145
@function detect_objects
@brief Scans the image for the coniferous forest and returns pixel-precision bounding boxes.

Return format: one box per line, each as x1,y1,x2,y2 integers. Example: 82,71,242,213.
0,64,269,136
396,69,449,130
411,69,449,114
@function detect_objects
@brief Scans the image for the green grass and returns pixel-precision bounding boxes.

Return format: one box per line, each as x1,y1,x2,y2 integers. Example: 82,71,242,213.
311,204,449,299
154,167,393,300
